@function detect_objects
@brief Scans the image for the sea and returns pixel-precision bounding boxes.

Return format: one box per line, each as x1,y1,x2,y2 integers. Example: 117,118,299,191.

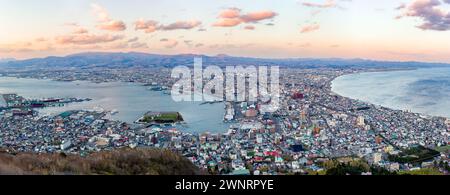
0,77,230,133
332,67,450,118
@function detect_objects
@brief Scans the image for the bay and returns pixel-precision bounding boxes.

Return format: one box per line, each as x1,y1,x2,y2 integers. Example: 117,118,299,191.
0,77,230,133
332,67,450,118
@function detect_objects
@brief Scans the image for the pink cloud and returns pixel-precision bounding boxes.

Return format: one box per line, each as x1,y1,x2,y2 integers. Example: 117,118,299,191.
213,18,242,27
73,27,89,34
55,33,124,45
97,20,126,31
300,24,320,33
130,42,148,49
213,8,277,28
135,19,159,33
244,25,256,30
91,3,126,32
239,11,277,23
135,19,201,33
218,8,241,18
160,38,178,48
91,3,111,22
302,0,337,8
160,20,202,30
0,41,52,53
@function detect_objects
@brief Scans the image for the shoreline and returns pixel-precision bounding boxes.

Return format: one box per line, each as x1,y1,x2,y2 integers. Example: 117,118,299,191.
328,68,449,120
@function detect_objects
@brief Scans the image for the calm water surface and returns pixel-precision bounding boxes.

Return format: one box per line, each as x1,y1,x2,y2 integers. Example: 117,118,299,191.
332,67,450,118
0,77,230,133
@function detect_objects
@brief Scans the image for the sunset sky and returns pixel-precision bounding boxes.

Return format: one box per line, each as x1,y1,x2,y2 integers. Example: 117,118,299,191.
1,0,450,63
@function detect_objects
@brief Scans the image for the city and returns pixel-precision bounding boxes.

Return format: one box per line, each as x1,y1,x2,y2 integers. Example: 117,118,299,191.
0,64,448,175
1,0,450,183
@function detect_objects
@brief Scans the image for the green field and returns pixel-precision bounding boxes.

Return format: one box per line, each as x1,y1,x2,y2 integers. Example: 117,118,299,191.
388,146,440,164
140,112,183,123
398,168,444,175
434,145,450,153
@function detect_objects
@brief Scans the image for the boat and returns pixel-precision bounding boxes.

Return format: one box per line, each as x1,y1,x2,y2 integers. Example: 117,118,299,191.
110,109,119,115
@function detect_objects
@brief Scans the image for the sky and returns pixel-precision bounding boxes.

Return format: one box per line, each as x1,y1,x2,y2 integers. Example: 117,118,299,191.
1,0,450,63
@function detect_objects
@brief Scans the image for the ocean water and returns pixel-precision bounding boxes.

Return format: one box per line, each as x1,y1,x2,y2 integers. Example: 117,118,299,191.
332,67,450,118
0,77,229,133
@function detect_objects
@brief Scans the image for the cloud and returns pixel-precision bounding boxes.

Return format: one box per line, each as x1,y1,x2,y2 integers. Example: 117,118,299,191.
97,20,126,31
130,42,148,49
302,0,337,8
195,43,204,48
213,18,243,27
0,42,52,53
396,3,407,10
73,27,89,34
213,8,277,27
160,38,178,48
55,33,124,45
184,40,193,47
91,3,110,22
134,19,201,33
397,0,450,31
160,20,201,30
300,24,320,33
239,11,277,23
219,8,241,18
301,0,351,10
109,42,129,49
91,3,126,31
244,25,255,30
127,37,139,43
135,19,159,33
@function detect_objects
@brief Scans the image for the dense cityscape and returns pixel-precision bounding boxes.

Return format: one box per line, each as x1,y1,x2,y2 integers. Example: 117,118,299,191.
3,2,450,194
0,64,448,175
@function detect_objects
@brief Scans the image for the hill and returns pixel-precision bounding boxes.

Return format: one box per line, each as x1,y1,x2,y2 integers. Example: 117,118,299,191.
0,148,203,175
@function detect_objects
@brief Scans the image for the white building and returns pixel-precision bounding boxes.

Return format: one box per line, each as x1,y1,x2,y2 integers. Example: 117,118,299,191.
357,116,365,126
445,118,450,126
373,152,382,164
60,140,72,151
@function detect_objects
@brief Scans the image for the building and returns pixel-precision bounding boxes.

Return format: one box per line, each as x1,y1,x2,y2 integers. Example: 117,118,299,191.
373,153,382,164
256,134,263,144
292,92,304,99
0,95,6,108
389,163,400,171
357,116,365,126
60,140,72,151
245,108,257,118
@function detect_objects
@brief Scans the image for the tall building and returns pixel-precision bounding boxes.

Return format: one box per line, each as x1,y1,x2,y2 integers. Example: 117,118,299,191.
373,153,382,164
357,116,365,126
0,95,6,108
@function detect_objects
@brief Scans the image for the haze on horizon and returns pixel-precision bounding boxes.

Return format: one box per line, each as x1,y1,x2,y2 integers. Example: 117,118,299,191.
1,0,450,63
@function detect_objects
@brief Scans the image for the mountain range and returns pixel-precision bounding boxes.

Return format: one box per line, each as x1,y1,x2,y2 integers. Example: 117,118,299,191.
1,52,449,70
0,58,16,63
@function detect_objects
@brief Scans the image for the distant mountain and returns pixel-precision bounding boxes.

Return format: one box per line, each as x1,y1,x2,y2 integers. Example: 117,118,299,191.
0,58,16,63
1,52,449,70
